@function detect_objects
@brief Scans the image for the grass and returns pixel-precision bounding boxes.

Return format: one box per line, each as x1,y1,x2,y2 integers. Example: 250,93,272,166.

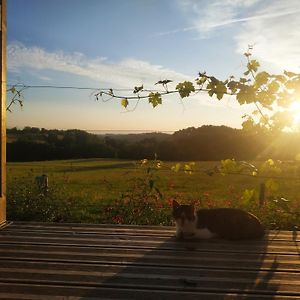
6,158,300,229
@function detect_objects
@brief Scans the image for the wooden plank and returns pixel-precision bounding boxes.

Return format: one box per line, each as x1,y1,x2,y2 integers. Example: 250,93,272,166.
0,233,299,256
6,222,299,241
0,283,299,300
0,243,299,264
0,254,299,272
1,223,300,299
1,276,300,297
1,260,300,282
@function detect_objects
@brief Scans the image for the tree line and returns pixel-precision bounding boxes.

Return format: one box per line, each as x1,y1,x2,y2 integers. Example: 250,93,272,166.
6,126,300,162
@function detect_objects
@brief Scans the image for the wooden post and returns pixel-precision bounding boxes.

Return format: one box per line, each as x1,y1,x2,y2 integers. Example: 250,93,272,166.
0,0,6,225
259,182,265,208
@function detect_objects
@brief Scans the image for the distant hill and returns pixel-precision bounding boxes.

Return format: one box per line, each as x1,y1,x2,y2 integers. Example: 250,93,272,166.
6,126,300,161
95,132,171,143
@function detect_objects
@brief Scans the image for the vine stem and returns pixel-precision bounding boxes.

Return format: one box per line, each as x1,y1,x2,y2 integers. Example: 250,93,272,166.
245,52,273,129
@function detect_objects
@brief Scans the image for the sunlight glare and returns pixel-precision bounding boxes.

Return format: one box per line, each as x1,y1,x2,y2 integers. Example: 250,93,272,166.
290,102,300,125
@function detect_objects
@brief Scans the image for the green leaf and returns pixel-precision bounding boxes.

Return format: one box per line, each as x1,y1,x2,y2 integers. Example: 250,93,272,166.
208,90,214,97
240,189,257,205
227,80,239,94
184,162,195,174
236,86,256,104
10,86,16,94
148,92,162,108
196,75,207,85
121,98,129,108
268,81,280,93
265,179,279,192
215,82,227,100
284,70,297,77
242,117,255,131
220,159,239,174
247,59,260,73
176,81,195,98
255,71,270,87
274,75,286,83
171,163,181,172
155,79,173,85
133,85,143,94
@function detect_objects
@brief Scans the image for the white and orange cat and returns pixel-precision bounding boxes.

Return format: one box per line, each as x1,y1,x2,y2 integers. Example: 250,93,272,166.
172,200,265,240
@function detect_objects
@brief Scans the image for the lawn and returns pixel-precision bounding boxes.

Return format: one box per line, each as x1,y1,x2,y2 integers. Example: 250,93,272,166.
6,158,300,228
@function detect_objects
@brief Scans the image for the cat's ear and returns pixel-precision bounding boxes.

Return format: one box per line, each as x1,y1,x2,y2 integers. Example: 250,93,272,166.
172,200,180,209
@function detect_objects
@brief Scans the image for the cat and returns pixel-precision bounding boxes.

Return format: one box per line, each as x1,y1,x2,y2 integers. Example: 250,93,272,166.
172,200,265,240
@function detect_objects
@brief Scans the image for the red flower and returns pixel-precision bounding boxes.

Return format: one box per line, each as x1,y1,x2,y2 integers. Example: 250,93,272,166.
166,197,174,207
112,215,123,224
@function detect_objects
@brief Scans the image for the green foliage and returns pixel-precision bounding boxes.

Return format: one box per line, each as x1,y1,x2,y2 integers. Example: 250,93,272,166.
7,175,77,222
254,71,270,87
236,85,256,104
155,79,172,85
207,79,227,100
90,49,300,133
121,98,129,108
246,59,260,73
6,85,24,112
148,92,162,108
7,158,300,229
265,179,279,193
240,189,258,207
133,85,143,94
176,81,195,98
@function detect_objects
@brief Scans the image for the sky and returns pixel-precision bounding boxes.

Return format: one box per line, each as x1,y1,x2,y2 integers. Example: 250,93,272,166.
6,0,300,132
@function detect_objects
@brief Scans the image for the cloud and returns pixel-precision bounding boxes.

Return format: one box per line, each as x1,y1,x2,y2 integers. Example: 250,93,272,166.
155,0,262,37
159,0,300,72
7,43,191,89
235,0,300,72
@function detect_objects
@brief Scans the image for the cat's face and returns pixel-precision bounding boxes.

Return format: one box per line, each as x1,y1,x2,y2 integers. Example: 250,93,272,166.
172,200,195,224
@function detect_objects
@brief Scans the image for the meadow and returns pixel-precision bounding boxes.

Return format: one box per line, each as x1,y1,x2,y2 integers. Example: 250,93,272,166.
6,158,300,229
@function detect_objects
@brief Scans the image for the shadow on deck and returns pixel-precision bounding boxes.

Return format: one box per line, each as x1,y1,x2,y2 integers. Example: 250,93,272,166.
0,222,299,299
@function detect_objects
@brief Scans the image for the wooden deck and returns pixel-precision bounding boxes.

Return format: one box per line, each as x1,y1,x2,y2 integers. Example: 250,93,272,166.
0,222,299,299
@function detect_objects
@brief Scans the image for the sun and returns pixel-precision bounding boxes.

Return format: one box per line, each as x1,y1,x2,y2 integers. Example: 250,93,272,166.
290,102,300,125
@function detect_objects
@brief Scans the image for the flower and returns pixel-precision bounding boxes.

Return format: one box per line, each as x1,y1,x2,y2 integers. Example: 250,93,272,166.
112,215,123,224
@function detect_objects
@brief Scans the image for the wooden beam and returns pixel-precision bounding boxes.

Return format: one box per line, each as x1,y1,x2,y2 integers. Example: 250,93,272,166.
0,0,7,225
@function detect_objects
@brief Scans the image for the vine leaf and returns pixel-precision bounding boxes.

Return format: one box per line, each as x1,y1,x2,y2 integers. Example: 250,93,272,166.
176,81,195,98
133,85,144,94
236,86,256,104
121,98,129,108
247,59,260,73
155,80,173,85
255,71,270,87
148,92,162,108
207,80,227,100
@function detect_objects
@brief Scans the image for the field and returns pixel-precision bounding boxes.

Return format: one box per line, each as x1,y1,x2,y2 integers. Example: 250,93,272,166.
6,158,300,228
